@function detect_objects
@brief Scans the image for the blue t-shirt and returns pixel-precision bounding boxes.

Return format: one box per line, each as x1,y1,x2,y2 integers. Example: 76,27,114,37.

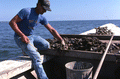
15,8,48,36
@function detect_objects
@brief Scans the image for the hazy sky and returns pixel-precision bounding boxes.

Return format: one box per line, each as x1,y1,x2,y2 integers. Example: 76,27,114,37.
0,0,120,21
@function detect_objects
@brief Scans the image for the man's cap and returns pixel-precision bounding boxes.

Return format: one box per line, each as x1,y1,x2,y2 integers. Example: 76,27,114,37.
38,0,51,11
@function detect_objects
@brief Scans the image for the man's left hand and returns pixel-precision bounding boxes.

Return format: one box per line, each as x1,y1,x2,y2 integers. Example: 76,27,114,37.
61,40,65,46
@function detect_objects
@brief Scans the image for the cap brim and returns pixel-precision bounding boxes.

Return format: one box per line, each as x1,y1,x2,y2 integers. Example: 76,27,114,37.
43,6,51,11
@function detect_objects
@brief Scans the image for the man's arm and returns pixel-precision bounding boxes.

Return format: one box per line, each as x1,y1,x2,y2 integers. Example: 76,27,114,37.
44,23,65,45
9,15,30,43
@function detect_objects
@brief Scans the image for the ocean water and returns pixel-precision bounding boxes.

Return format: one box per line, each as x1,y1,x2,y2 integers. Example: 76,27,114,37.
0,20,120,61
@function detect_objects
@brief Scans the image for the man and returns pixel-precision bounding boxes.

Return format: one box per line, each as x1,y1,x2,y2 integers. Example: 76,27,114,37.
9,0,65,79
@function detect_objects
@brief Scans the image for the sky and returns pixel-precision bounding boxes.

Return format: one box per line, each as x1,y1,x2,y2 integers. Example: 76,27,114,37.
0,0,120,21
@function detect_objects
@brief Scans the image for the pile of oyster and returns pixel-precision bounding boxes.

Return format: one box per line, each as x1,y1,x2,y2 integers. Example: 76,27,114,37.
46,27,120,53
90,27,113,35
47,37,120,53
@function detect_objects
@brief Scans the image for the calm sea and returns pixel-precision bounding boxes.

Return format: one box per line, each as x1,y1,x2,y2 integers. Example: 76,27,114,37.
0,20,120,61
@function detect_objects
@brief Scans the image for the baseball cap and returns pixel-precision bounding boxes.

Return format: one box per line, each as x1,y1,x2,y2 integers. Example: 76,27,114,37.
38,0,51,11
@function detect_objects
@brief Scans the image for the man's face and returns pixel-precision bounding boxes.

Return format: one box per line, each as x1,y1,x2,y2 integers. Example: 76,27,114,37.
41,6,47,14
37,3,46,14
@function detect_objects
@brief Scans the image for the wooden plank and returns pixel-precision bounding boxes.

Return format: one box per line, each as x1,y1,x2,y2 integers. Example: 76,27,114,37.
60,34,120,40
0,55,53,79
40,49,120,62
100,40,120,43
0,56,32,79
11,69,37,79
93,34,114,79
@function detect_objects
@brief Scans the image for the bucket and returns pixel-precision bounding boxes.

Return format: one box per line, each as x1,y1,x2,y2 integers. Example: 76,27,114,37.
65,61,93,79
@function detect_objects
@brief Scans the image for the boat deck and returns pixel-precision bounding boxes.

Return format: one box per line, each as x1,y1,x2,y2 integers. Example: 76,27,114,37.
1,23,120,79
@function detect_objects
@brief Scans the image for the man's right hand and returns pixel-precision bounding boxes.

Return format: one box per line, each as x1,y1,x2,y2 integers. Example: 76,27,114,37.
21,35,30,44
9,15,30,44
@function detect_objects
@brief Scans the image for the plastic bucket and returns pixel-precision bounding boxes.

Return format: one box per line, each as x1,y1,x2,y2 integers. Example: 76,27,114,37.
65,61,93,79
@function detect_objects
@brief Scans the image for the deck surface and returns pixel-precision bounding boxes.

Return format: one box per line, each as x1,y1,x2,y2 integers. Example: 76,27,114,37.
81,23,120,36
0,55,50,79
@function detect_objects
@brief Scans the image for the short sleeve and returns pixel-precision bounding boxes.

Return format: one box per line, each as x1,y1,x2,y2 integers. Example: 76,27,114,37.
17,8,29,20
40,16,49,25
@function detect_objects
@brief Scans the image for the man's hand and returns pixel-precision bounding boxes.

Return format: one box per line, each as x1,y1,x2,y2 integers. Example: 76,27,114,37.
60,40,67,50
9,15,30,44
61,40,65,46
21,35,30,44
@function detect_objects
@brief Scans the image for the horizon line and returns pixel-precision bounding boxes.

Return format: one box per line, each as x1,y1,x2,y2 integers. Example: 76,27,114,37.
0,19,120,22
